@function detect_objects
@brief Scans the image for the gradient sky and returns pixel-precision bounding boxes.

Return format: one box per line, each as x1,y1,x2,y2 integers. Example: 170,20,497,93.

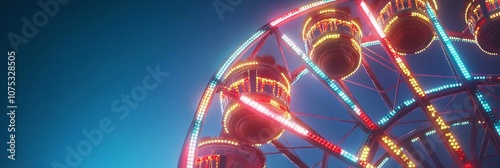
1,0,499,167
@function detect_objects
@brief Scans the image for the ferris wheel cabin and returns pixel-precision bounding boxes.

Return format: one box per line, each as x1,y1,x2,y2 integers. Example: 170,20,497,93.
220,56,291,145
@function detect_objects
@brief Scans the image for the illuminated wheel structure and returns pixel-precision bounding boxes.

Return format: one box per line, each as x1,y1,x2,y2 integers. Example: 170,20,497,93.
179,0,500,167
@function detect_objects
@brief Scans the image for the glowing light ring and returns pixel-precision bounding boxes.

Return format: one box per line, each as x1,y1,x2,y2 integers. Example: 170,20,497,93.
426,2,500,136
303,18,363,42
222,103,240,134
477,43,498,55
465,2,472,24
270,0,338,27
224,61,259,79
383,16,399,33
302,17,313,40
198,139,239,147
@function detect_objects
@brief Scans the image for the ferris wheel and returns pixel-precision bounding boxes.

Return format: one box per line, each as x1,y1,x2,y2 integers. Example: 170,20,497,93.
178,0,500,167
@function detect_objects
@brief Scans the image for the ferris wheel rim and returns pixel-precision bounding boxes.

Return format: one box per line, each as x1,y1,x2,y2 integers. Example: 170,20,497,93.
178,0,500,167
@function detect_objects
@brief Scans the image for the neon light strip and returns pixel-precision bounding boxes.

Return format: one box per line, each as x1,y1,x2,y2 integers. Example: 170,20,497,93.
240,96,308,135
270,0,337,26
377,157,389,168
357,134,376,166
292,69,309,84
426,2,500,136
378,99,416,126
239,95,370,165
360,145,370,161
360,1,386,38
187,86,216,168
381,136,415,167
362,40,381,47
426,3,472,81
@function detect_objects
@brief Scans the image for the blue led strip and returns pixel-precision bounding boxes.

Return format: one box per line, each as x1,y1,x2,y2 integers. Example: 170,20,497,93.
425,3,471,80
377,157,389,168
425,2,500,136
378,99,416,125
378,83,463,126
292,69,309,85
361,40,381,47
215,29,267,80
474,76,488,80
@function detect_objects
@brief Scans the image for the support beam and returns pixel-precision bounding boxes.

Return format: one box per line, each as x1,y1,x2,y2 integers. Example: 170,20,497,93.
420,136,445,168
272,140,309,168
362,58,394,110
321,152,329,168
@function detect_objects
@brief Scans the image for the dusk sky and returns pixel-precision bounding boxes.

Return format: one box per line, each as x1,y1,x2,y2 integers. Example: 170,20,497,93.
1,0,499,167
